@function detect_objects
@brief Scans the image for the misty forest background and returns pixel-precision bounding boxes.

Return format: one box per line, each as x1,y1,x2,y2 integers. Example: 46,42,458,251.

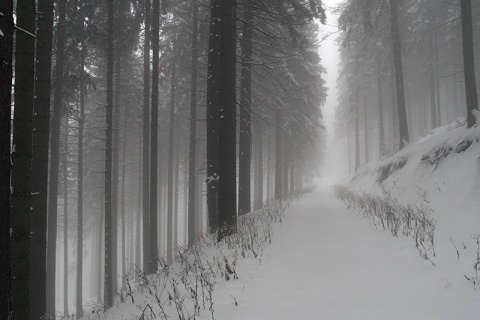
0,0,479,319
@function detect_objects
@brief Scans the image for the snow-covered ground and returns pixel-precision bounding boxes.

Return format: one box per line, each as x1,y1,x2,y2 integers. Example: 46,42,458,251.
211,182,480,320
100,120,480,319
348,119,480,283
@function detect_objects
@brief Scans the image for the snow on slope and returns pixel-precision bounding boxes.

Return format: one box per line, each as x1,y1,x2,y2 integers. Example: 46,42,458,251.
348,118,480,290
207,183,480,320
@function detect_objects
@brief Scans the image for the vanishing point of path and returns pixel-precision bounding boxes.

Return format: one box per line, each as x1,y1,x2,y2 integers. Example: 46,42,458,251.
213,181,480,320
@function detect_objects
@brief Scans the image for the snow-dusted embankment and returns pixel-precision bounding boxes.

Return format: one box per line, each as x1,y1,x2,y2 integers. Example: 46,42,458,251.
212,183,480,320
348,120,480,268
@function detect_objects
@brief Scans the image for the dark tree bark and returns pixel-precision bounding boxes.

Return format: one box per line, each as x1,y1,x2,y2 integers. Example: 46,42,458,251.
149,0,160,273
30,0,54,317
0,0,14,318
187,0,199,247
238,6,254,215
460,0,478,128
76,39,86,319
167,60,176,265
104,0,114,308
206,0,221,233
389,0,409,148
11,0,36,317
142,0,151,271
47,0,68,314
217,0,238,241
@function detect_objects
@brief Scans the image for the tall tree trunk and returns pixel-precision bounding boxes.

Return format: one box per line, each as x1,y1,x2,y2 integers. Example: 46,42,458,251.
111,52,121,298
121,121,127,291
428,34,437,130
275,111,283,200
347,122,352,173
363,91,369,163
289,163,295,195
266,126,272,201
422,78,427,134
217,0,238,241
104,0,114,308
47,0,68,314
461,0,478,128
195,142,203,236
159,156,165,257
282,135,289,196
90,213,98,298
30,0,53,317
167,60,176,265
149,0,160,273
452,53,460,119
389,0,409,148
62,117,69,318
188,0,199,247
434,32,441,127
11,0,35,317
390,69,399,146
238,7,254,215
173,127,180,254
76,39,86,319
355,89,360,171
183,155,188,245
0,0,13,317
377,66,385,158
142,0,151,271
96,209,103,304
206,0,221,233
135,156,142,267
297,167,304,191
254,124,263,210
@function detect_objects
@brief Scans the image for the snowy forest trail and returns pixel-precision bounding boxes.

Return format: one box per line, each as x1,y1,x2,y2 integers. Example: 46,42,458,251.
211,181,480,320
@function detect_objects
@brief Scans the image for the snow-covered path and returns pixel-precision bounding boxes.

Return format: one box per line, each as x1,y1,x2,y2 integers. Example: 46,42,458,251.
212,182,480,320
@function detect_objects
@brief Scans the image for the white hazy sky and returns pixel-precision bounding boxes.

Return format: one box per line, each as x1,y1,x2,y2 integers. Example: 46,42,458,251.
318,0,341,145
318,0,344,178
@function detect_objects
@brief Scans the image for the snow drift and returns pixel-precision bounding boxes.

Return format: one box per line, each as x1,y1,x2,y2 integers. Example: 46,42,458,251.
346,118,480,286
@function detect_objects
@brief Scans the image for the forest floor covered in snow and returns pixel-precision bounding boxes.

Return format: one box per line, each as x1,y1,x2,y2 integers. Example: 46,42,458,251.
100,120,480,320
211,183,480,320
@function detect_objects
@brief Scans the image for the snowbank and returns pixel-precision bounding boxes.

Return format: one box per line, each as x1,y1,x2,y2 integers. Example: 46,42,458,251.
348,118,480,286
